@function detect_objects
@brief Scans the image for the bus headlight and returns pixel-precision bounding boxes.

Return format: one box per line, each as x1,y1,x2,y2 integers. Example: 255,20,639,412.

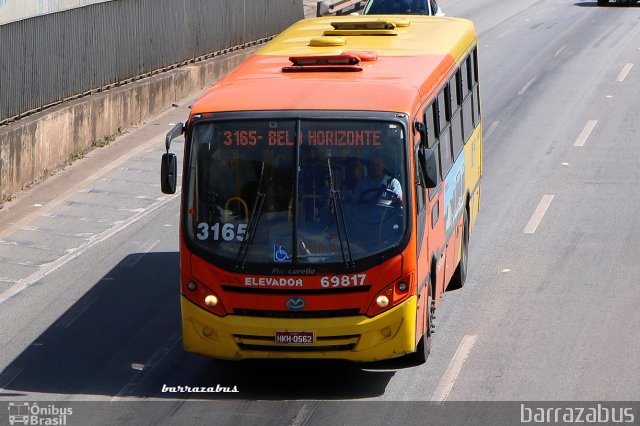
367,274,414,316
376,295,389,308
182,279,227,316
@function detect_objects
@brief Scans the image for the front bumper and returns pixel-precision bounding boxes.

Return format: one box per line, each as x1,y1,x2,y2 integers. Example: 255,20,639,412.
181,295,418,361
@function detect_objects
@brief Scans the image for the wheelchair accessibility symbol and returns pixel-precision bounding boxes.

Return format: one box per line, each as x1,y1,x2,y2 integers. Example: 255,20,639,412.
273,244,291,262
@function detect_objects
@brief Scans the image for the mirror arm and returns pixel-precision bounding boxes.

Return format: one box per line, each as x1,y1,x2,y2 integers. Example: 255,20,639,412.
165,122,184,152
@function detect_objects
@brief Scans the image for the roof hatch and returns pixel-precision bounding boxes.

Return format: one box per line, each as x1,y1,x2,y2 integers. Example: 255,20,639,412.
323,19,409,36
282,52,377,73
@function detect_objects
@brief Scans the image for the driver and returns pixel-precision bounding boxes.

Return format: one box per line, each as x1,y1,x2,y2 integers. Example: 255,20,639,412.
355,153,402,204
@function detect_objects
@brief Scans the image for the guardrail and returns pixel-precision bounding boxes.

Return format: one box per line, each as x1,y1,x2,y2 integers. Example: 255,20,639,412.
316,0,366,16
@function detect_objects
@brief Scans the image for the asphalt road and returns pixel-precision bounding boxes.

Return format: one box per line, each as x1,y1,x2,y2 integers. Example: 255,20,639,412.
1,1,640,425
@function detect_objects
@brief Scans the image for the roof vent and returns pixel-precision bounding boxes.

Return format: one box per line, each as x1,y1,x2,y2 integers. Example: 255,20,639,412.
323,19,408,36
309,36,346,47
282,54,364,73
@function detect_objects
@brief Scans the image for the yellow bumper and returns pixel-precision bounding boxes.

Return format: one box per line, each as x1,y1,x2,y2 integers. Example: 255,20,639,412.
181,295,418,362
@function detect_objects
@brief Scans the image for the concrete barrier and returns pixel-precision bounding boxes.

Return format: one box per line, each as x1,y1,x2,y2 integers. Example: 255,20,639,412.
0,47,258,202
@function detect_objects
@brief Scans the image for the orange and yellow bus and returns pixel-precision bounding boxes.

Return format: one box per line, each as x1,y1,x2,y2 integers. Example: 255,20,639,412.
161,14,482,364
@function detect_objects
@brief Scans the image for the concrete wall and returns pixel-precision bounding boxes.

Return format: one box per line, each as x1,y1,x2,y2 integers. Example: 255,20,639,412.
0,0,113,24
0,47,257,201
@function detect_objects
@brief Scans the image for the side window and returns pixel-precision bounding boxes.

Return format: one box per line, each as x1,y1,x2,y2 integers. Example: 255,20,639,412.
439,128,453,178
461,58,470,98
450,72,464,158
462,55,474,142
424,102,437,148
471,47,481,126
435,89,449,138
428,142,442,200
435,86,453,178
449,73,460,113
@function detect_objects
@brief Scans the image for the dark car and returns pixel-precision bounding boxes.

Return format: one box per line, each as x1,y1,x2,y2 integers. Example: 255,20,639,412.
362,0,444,15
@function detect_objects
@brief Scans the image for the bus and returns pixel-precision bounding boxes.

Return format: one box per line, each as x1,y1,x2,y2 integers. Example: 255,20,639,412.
161,14,482,364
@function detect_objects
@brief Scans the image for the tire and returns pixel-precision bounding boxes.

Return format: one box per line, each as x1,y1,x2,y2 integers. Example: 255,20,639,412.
449,209,469,290
405,285,434,365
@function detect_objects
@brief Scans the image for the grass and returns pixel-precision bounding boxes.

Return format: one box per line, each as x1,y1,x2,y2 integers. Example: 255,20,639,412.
67,128,123,166
91,133,117,148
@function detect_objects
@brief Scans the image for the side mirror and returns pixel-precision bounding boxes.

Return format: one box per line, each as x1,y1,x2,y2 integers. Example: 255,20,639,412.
161,152,177,194
161,122,183,194
419,147,438,189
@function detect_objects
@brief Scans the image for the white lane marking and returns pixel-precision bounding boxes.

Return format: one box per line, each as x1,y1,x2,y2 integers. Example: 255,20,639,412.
497,28,516,39
431,335,477,403
291,404,315,426
0,193,179,305
55,296,98,329
574,120,597,147
616,63,633,82
0,366,24,389
484,121,499,140
524,195,555,234
111,332,181,401
518,77,537,95
553,45,566,58
126,239,160,268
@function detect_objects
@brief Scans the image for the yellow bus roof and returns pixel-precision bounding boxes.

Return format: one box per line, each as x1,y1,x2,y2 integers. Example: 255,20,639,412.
191,15,477,115
259,15,476,59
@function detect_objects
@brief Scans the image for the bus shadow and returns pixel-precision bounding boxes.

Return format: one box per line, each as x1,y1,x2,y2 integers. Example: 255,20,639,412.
173,358,398,400
0,252,397,400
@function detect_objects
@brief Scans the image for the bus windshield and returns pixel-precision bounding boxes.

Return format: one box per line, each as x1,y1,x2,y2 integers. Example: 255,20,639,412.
185,118,407,266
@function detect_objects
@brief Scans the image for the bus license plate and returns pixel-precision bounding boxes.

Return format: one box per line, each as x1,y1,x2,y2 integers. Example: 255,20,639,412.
275,331,315,344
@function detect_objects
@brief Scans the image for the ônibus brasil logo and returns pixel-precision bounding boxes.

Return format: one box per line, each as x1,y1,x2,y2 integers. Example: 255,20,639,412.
8,402,73,425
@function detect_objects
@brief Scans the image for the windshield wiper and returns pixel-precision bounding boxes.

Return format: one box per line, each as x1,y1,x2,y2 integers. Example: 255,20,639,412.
327,158,354,268
236,162,266,269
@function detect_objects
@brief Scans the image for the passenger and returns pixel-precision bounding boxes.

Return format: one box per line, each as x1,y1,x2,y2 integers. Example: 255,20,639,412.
341,157,364,201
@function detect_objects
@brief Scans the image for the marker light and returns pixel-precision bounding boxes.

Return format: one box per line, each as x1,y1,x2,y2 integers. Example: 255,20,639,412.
187,281,197,291
376,295,389,308
205,295,218,307
397,282,408,292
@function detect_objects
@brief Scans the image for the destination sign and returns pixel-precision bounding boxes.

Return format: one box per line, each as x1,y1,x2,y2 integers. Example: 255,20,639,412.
222,129,383,147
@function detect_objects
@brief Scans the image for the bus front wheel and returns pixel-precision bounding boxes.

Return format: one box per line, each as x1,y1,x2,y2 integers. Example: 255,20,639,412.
406,285,434,365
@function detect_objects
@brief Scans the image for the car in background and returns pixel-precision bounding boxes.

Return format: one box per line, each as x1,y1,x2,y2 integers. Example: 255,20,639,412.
362,0,444,16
